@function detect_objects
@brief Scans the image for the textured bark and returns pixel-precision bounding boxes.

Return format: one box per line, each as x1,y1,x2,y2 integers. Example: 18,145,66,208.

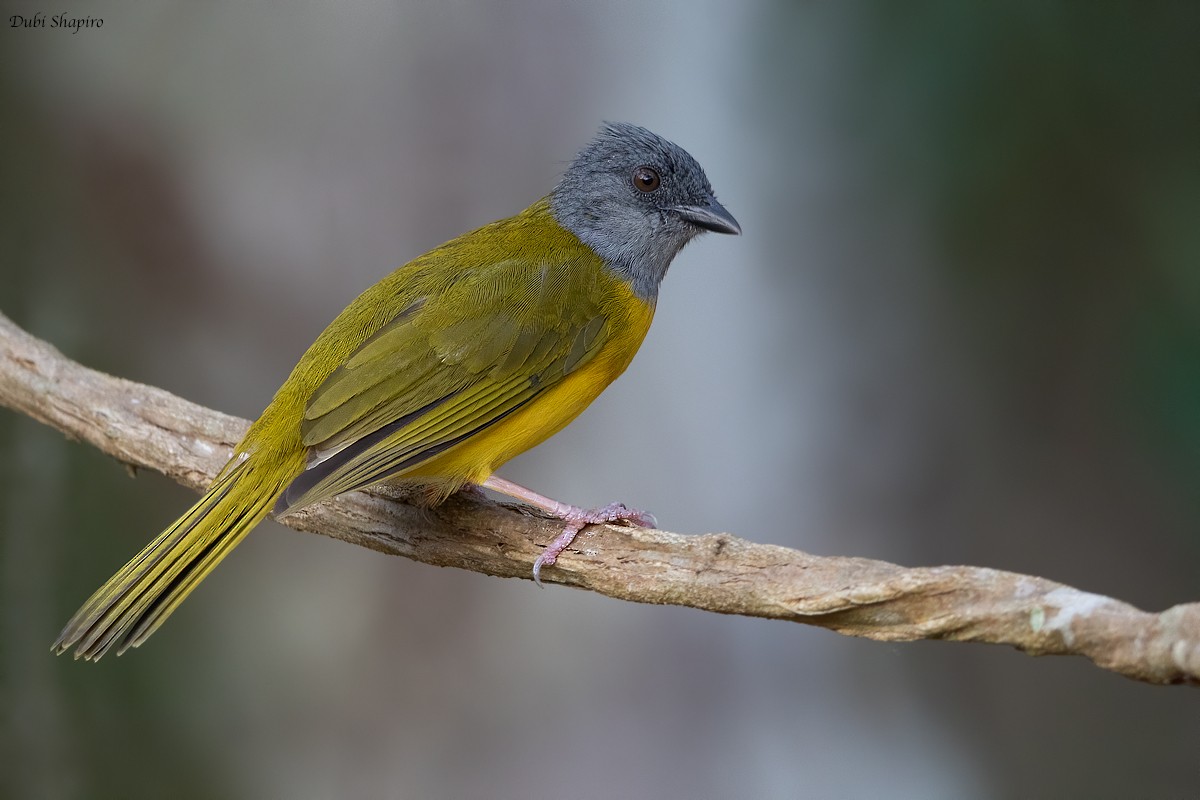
2,310,1197,686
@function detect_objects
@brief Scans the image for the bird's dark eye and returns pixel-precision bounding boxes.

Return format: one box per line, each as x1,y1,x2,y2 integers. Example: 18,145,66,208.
632,166,661,193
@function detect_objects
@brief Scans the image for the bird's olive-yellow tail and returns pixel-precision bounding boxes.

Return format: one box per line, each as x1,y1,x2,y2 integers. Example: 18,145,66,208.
54,459,285,661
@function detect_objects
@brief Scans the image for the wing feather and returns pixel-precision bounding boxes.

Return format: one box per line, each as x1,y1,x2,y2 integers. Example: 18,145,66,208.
277,252,614,514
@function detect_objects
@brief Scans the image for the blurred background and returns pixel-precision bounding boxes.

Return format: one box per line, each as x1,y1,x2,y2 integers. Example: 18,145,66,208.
2,1,1198,797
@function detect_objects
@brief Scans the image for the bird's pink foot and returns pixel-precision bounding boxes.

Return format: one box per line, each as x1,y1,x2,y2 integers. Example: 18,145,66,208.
480,476,655,586
532,503,657,586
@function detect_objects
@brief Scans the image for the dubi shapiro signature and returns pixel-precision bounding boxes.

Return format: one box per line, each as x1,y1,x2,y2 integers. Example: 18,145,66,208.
10,13,104,33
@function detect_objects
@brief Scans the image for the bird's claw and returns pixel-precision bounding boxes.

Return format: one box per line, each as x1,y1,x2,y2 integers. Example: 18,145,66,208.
532,502,655,587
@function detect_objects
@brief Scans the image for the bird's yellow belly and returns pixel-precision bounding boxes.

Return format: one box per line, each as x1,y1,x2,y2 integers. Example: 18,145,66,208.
408,288,656,489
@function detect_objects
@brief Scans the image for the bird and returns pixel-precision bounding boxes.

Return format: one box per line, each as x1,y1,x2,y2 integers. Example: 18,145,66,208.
54,121,740,660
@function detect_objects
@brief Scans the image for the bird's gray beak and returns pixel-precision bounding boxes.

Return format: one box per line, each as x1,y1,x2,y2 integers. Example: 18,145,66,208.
673,198,741,235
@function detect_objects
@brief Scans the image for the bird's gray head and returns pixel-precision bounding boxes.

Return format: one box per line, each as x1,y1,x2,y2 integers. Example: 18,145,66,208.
550,122,740,300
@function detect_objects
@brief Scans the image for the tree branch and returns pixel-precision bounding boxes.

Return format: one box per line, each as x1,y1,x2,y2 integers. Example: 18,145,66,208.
2,310,1197,686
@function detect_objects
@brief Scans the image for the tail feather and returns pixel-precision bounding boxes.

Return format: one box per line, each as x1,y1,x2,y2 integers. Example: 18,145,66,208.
121,493,272,652
65,473,239,658
54,459,285,661
67,478,232,629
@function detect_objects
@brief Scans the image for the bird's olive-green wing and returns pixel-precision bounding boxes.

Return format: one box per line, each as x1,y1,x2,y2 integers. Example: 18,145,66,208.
276,255,614,513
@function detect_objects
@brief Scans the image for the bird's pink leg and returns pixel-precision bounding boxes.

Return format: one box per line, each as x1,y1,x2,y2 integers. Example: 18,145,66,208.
481,475,656,586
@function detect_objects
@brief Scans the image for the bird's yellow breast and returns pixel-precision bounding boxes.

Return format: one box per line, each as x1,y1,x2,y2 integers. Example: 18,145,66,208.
408,275,656,486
